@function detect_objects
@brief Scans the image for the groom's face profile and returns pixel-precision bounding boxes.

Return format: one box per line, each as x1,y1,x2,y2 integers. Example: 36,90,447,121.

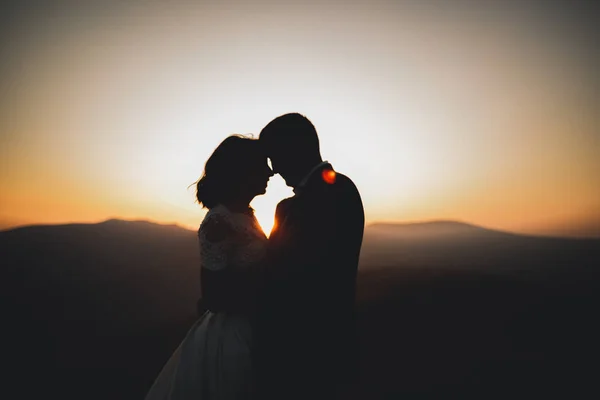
260,113,321,188
267,151,303,188
267,153,289,186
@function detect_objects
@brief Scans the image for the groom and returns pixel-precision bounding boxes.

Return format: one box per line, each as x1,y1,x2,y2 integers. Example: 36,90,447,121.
255,113,365,399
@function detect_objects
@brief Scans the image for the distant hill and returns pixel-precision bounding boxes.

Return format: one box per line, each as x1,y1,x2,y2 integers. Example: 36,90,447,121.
368,220,509,236
1,219,200,399
2,219,599,398
365,219,595,241
2,219,200,319
361,220,600,276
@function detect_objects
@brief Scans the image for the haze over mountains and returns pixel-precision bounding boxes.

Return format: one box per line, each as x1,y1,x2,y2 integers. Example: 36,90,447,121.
2,219,599,398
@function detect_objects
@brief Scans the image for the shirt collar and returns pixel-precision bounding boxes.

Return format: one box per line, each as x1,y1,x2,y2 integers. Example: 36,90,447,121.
293,161,330,194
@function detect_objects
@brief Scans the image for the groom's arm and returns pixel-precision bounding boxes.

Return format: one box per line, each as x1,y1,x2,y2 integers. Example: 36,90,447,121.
268,197,294,240
267,193,337,283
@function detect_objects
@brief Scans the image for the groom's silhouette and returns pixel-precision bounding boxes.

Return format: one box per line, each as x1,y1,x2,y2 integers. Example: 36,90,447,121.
256,113,365,399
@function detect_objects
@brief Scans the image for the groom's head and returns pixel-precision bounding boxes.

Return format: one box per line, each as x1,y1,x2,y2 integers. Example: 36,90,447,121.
259,113,323,187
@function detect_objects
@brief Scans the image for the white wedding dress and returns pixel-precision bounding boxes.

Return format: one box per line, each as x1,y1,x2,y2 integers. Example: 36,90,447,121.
145,204,268,400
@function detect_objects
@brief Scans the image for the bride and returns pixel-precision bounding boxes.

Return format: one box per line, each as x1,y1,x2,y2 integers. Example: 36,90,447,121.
145,135,274,400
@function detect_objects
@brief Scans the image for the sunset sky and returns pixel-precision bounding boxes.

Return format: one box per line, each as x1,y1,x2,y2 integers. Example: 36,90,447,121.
1,0,599,237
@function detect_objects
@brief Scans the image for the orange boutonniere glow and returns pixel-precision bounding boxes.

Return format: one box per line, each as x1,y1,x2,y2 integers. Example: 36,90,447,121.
321,168,336,184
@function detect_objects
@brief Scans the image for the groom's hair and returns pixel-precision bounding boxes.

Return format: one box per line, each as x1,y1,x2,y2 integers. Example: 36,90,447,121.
259,113,320,155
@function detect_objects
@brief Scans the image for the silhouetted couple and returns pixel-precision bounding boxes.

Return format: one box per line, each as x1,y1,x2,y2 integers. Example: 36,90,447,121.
145,113,365,400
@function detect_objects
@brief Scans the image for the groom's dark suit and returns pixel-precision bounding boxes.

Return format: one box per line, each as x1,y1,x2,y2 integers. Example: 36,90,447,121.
255,162,365,398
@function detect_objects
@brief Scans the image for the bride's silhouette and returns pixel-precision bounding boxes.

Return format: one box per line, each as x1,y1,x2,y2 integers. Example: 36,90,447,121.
145,135,273,400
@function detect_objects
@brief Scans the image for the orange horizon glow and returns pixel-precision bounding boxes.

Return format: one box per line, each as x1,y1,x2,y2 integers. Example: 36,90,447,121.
1,1,599,238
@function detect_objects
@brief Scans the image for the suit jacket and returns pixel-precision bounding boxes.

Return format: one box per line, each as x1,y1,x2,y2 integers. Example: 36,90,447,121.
255,162,365,390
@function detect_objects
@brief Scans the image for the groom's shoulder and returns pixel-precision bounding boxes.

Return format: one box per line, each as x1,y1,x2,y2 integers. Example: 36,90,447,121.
334,171,358,191
326,170,362,201
304,170,362,214
301,169,360,199
326,171,364,220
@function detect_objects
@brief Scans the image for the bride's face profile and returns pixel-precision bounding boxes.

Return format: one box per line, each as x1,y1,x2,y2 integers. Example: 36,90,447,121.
195,136,273,209
241,155,273,197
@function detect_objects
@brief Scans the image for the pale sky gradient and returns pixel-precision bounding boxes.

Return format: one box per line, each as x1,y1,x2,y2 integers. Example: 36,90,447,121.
1,0,599,237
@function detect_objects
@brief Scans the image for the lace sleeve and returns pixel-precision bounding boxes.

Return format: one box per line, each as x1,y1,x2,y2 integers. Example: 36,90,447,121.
198,212,235,271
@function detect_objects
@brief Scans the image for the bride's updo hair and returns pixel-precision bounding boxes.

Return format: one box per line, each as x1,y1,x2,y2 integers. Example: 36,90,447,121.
194,135,262,209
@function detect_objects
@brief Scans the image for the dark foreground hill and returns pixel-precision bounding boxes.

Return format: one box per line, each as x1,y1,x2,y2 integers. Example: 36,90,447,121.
2,220,599,398
1,220,200,399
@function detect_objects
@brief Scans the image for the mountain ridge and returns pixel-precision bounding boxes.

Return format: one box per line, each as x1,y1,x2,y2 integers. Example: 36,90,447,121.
367,220,599,241
4,218,596,241
0,218,194,235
